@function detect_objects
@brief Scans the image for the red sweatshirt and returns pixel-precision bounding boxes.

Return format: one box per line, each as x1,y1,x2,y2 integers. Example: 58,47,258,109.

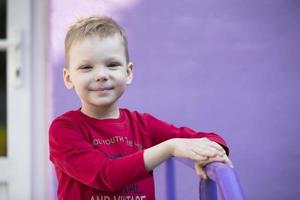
49,108,228,200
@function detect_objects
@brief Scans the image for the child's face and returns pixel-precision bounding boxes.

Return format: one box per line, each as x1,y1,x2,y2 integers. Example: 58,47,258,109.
64,34,133,114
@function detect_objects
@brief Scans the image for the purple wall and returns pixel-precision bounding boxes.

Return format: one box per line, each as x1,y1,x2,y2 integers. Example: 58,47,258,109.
49,1,300,199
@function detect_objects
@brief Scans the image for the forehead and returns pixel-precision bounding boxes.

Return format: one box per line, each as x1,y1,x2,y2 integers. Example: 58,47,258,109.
69,34,126,64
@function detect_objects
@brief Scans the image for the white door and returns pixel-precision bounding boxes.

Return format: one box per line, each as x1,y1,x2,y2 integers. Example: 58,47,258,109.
0,0,48,199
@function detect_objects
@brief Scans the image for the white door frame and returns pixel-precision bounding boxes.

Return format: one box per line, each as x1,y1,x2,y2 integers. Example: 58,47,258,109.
31,0,49,199
0,0,48,199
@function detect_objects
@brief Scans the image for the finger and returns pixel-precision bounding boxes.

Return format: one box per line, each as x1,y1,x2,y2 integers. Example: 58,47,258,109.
194,162,201,176
207,142,226,156
194,146,218,157
196,139,225,156
200,155,225,166
191,150,210,161
194,163,208,179
190,150,208,161
223,155,234,168
200,156,219,166
206,155,234,168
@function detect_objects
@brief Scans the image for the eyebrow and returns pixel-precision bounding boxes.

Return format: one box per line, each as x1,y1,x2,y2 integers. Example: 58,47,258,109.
104,57,123,62
76,56,124,66
76,60,92,67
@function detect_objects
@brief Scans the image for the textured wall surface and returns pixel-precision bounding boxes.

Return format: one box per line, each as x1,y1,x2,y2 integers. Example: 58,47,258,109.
49,0,300,199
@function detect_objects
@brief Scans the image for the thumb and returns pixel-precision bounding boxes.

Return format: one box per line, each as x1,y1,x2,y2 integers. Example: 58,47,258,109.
194,162,208,180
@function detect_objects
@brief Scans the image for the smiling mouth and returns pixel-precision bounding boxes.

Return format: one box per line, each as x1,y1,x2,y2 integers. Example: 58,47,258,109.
90,87,114,92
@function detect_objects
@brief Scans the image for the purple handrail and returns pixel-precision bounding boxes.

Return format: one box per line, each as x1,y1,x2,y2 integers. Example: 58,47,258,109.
175,159,245,200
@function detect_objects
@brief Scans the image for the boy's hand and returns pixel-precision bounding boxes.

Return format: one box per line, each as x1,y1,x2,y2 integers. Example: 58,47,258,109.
194,154,234,179
167,137,233,180
143,137,232,172
168,138,226,161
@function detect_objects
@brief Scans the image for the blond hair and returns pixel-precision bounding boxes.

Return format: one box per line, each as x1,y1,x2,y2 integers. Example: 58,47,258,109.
64,16,129,67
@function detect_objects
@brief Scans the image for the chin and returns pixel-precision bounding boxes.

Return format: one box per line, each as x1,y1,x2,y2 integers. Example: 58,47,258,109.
94,100,118,107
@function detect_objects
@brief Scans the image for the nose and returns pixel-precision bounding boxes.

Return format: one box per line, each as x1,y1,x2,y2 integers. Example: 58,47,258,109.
94,66,108,82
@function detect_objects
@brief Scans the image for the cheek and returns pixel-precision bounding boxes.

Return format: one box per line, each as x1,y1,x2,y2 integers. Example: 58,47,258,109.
115,76,128,87
73,77,89,91
112,71,127,82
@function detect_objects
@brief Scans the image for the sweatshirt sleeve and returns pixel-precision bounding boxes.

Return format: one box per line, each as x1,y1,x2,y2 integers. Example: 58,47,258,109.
144,114,229,155
49,117,151,191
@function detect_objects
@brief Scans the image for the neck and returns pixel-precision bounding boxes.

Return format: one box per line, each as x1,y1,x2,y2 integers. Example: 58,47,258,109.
80,104,120,119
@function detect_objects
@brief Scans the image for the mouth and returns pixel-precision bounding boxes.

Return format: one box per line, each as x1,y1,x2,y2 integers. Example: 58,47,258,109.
90,86,114,92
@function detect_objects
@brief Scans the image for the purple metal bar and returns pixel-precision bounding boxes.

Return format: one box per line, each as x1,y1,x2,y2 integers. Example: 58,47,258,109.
202,162,245,200
199,177,217,200
175,159,245,200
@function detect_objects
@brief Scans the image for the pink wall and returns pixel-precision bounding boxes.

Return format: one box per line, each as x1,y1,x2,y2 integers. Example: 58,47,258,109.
49,1,300,199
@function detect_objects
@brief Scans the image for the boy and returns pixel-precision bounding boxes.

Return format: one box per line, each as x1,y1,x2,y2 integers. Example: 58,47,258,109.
49,16,232,200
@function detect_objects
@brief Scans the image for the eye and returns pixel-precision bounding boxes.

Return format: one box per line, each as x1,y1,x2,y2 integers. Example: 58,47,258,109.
79,65,93,70
107,62,121,68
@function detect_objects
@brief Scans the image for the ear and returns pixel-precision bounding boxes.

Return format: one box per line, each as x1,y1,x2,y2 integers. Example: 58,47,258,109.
63,68,74,90
126,62,134,85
